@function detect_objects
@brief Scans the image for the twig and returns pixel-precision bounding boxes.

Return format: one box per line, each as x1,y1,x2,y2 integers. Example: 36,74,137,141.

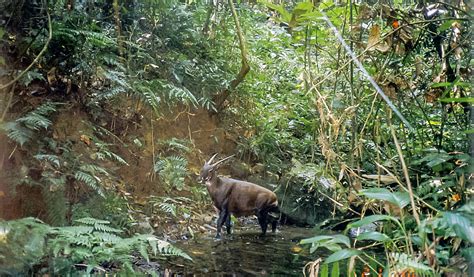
0,83,16,121
318,190,361,216
0,7,52,90
374,162,439,213
390,125,420,226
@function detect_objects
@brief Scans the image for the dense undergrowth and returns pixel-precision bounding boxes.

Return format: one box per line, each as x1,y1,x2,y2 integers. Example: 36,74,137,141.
0,0,472,275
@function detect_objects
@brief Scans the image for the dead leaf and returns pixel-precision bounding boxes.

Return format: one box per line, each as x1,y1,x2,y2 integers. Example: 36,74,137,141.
362,174,398,184
0,191,5,197
80,134,92,146
47,67,57,85
367,24,390,53
367,24,381,50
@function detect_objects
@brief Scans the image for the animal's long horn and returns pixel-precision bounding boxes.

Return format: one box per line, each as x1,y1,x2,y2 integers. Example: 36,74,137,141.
207,153,219,165
211,154,235,167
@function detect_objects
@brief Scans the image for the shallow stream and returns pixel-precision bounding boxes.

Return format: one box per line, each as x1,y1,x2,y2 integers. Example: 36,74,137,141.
162,225,327,276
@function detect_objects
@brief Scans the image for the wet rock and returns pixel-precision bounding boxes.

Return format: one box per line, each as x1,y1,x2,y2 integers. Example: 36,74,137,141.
275,176,333,226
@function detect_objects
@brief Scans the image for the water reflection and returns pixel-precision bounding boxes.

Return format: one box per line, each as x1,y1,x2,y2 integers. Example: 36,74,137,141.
163,226,325,276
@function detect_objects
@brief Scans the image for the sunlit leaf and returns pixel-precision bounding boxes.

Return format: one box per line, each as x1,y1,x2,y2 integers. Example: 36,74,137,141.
359,188,410,208
348,215,399,229
324,249,361,264
356,231,390,242
443,212,474,243
331,261,339,277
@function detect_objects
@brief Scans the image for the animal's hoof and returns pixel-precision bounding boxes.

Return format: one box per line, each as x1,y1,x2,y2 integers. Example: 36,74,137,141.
215,234,222,239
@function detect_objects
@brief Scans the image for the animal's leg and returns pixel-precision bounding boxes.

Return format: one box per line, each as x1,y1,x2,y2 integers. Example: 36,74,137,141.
271,218,277,233
216,208,228,238
225,213,232,234
257,210,268,235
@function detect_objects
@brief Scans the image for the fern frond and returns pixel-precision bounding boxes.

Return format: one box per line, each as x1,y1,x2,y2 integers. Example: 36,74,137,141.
75,217,110,226
17,113,52,130
56,28,116,48
74,171,104,197
79,164,109,176
390,253,435,276
93,223,122,234
131,81,161,115
92,231,121,243
158,202,177,217
56,225,94,235
95,142,129,165
1,122,33,146
35,154,61,168
161,138,191,153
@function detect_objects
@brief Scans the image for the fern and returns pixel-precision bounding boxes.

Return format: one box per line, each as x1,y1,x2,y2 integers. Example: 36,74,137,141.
154,156,188,191
42,188,67,226
390,253,435,276
47,217,191,274
1,122,33,145
1,102,59,145
35,154,61,168
160,138,191,153
75,217,110,226
158,202,177,217
94,142,129,165
56,28,116,48
74,171,104,197
132,80,161,115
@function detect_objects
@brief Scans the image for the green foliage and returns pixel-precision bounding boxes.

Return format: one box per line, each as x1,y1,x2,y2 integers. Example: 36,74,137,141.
149,196,192,220
1,102,59,146
0,218,50,274
154,156,188,191
0,217,191,275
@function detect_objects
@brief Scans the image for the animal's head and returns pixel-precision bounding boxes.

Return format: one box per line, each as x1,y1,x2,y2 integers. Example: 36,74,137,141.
198,154,234,184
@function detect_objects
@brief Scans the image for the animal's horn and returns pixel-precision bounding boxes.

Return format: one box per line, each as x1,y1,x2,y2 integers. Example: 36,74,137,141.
211,154,235,167
207,153,219,165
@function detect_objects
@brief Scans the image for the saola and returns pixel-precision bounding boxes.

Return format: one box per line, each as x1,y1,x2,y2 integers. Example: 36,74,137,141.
198,154,279,238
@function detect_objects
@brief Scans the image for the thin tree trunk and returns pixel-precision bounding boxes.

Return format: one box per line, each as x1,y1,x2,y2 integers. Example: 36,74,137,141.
214,0,250,111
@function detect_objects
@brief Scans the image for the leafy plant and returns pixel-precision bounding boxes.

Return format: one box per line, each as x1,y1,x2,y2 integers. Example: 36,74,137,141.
0,217,191,275
1,102,59,146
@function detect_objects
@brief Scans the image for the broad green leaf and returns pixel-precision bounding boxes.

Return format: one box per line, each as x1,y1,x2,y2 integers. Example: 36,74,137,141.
392,192,410,209
330,235,351,248
458,200,474,214
294,2,313,12
461,247,474,263
348,215,399,229
324,249,361,264
320,263,329,277
331,261,340,277
360,188,410,208
300,234,350,247
300,235,334,244
356,231,390,242
443,212,474,243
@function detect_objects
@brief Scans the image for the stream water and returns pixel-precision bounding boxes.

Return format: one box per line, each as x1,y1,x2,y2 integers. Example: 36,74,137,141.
162,225,327,276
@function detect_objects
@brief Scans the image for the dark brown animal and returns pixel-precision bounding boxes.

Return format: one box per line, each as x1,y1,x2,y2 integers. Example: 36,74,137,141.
198,154,279,238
